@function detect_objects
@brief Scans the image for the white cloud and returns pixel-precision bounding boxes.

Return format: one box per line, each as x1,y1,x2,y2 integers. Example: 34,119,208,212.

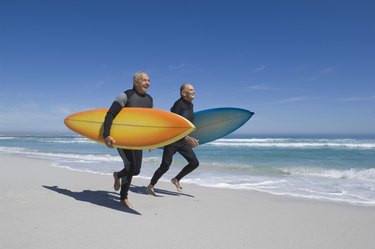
339,95,375,102
252,65,266,73
270,96,323,105
247,84,278,91
305,67,334,81
319,67,334,75
169,63,186,70
276,96,308,103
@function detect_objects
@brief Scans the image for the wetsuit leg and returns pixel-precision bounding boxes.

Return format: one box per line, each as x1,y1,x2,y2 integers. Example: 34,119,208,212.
116,149,143,200
150,143,179,186
174,141,199,181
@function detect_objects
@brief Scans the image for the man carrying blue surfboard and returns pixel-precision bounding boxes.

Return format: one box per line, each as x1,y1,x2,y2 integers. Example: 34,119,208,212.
103,71,153,208
147,83,200,195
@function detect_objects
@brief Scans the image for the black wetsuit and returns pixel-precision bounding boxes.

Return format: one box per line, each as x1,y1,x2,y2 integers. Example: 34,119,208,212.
103,88,153,200
150,97,199,186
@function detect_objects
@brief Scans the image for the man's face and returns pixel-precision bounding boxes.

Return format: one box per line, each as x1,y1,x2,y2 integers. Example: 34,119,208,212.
182,84,195,102
134,73,150,94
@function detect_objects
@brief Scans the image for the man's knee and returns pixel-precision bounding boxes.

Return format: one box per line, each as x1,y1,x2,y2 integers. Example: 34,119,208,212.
133,167,141,176
131,163,142,176
191,159,199,169
159,163,171,173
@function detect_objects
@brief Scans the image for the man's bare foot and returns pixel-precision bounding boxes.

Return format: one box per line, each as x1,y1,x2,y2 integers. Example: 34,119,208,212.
146,184,156,196
120,199,133,208
171,178,182,191
113,172,120,191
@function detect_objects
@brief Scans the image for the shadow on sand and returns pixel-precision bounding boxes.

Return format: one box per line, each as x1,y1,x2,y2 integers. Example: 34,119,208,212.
42,184,194,214
130,185,195,198
42,185,141,215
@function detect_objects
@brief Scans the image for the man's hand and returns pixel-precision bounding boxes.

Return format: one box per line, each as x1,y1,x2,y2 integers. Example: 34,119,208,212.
185,136,199,148
105,136,116,148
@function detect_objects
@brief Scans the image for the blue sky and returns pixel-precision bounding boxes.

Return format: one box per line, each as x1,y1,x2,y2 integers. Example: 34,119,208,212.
1,0,374,135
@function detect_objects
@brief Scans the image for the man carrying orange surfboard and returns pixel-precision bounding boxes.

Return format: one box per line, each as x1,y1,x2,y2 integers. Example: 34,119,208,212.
103,71,153,208
147,83,200,195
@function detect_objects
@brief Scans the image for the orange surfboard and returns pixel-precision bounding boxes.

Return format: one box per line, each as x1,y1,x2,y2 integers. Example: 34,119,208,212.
64,108,195,149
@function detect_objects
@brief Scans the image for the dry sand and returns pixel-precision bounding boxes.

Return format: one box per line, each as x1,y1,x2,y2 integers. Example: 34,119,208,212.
1,153,375,249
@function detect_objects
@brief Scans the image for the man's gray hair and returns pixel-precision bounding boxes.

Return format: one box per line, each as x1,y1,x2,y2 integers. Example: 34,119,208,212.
133,71,148,84
180,83,190,96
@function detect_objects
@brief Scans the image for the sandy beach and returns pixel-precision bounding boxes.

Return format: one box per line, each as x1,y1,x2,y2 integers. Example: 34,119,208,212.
1,153,375,249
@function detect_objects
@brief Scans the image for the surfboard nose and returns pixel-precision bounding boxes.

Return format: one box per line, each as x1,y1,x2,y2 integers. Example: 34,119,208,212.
190,107,253,145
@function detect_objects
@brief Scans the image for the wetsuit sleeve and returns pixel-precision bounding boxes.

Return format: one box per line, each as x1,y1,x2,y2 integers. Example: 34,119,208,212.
114,92,128,107
103,93,128,138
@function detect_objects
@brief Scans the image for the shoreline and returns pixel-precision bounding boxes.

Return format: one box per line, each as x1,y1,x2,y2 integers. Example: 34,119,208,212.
1,135,375,207
2,150,374,208
1,153,375,249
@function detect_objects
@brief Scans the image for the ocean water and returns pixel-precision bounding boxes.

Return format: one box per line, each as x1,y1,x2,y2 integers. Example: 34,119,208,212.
1,135,375,206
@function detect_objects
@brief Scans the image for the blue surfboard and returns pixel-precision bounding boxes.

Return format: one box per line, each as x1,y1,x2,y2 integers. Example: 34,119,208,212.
190,107,254,145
